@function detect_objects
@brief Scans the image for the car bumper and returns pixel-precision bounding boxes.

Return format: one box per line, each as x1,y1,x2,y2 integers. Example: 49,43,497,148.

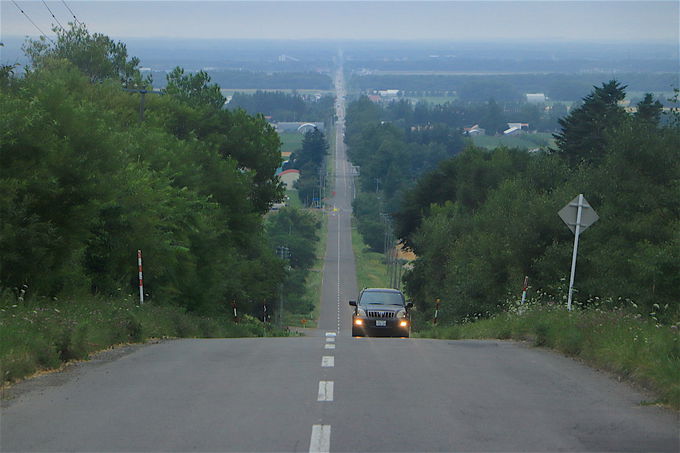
352,316,410,337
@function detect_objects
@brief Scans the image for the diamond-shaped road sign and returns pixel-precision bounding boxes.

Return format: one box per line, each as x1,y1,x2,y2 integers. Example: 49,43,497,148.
559,194,599,234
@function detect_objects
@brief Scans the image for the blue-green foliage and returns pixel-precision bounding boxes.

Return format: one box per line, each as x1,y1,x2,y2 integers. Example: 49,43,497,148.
0,25,286,316
398,84,679,324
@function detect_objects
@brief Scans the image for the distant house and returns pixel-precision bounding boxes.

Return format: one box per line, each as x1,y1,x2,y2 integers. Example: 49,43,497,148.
504,122,529,135
526,93,546,104
463,124,486,136
367,95,381,103
378,89,400,98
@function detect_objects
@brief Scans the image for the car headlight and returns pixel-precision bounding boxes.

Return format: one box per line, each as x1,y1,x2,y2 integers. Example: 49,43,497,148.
396,309,407,318
356,307,367,317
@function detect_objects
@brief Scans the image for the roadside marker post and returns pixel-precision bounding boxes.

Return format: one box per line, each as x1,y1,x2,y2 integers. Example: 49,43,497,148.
433,298,441,325
231,301,238,323
521,276,529,304
137,250,144,304
558,194,599,311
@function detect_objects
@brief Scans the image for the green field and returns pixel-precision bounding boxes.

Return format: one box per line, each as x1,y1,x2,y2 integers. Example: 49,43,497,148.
471,132,555,150
351,223,388,291
279,131,304,154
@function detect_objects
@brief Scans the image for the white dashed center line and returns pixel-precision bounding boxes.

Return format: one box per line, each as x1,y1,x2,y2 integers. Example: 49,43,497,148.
324,344,336,350
321,356,335,368
317,381,334,402
326,337,335,343
309,424,331,453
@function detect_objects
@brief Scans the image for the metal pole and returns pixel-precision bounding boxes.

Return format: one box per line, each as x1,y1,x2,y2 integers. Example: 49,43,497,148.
137,250,144,304
567,194,584,311
139,91,145,123
278,283,283,328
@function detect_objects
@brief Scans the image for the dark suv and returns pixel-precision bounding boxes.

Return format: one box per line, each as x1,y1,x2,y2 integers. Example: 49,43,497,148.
349,288,413,337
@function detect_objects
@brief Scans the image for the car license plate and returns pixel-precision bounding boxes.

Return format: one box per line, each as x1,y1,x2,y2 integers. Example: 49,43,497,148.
376,320,386,327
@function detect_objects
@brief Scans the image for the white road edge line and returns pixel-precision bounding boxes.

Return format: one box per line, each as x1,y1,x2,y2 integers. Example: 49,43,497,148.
321,356,335,367
309,424,331,453
317,381,334,401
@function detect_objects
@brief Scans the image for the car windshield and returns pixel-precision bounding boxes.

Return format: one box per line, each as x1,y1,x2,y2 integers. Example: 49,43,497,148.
360,291,404,306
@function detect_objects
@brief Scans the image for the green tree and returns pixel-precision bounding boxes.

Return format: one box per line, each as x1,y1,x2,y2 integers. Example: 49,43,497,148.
635,93,664,125
165,67,226,111
23,23,147,88
553,80,628,166
480,99,506,135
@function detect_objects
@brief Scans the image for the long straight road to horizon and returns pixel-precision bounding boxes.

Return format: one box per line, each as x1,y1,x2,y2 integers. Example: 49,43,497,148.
1,63,678,453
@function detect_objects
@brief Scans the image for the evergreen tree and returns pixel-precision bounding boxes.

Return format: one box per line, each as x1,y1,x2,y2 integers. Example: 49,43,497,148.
553,80,628,166
635,93,664,125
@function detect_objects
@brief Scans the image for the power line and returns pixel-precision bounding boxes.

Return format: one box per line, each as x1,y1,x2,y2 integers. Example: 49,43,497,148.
41,0,64,30
60,0,80,25
10,0,54,43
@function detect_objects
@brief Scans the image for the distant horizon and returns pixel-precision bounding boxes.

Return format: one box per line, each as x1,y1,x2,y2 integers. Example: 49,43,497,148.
3,34,678,45
2,1,677,41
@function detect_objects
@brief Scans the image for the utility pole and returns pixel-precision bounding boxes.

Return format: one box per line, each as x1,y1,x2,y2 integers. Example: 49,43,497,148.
124,88,163,123
276,245,291,327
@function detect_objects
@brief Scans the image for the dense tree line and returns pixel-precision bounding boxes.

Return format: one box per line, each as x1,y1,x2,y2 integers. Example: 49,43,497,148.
345,97,466,251
149,69,332,90
0,25,288,316
350,72,678,103
228,90,334,123
394,82,679,324
287,129,329,207
265,208,322,315
359,96,567,134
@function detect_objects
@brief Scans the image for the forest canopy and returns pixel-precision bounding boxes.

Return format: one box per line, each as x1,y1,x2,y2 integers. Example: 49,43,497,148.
1,25,288,316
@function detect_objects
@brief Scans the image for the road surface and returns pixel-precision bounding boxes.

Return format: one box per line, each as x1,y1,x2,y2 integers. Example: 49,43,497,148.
1,62,678,453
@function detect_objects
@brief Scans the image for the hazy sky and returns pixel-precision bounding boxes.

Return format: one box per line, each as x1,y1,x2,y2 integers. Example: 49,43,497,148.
2,1,678,42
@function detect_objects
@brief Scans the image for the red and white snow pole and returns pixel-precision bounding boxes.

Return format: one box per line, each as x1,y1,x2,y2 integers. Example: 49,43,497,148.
137,250,144,304
521,276,529,304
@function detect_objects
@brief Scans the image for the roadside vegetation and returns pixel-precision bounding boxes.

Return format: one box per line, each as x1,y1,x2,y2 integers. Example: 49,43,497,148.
417,300,679,409
345,80,679,407
351,225,388,291
0,24,313,383
265,207,324,328
0,294,286,385
397,83,679,325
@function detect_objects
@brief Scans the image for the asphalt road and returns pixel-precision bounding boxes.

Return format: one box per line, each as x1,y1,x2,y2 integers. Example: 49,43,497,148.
1,64,678,453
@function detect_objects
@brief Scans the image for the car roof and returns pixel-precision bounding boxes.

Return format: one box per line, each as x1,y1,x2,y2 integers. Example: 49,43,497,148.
362,288,403,293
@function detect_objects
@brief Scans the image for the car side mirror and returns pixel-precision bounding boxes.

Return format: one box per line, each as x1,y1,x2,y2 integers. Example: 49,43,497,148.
349,300,357,307
406,302,414,309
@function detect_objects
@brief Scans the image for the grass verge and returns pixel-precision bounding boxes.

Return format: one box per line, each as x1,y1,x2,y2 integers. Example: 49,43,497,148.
0,295,287,386
416,304,680,409
351,221,388,290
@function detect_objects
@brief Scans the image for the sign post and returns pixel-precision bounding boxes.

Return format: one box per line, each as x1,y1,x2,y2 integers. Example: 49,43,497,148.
558,194,599,311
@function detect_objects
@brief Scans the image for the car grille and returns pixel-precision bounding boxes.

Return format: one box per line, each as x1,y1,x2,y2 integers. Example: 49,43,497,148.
367,311,395,318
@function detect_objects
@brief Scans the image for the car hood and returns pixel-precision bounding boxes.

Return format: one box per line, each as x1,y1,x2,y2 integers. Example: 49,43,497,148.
360,304,403,312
